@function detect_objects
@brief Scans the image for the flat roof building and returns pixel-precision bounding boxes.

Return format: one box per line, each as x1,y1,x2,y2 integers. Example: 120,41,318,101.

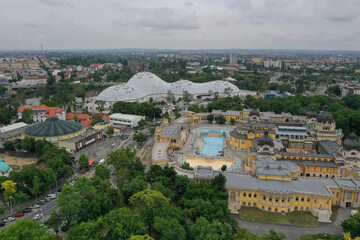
109,113,145,128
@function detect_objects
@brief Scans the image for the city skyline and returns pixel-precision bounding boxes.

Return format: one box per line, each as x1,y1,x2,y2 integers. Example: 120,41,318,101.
1,0,360,51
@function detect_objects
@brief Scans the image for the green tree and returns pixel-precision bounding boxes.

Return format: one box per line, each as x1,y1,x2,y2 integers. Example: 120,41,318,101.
190,217,233,240
207,114,214,123
95,164,111,180
230,118,236,125
0,218,55,240
153,216,186,240
129,235,155,240
342,213,360,238
47,209,62,236
57,185,82,231
3,140,15,151
221,165,227,172
133,132,148,144
106,127,114,136
130,189,170,235
92,113,102,125
78,153,89,169
29,175,41,203
21,109,34,124
216,114,226,124
0,205,5,214
151,182,174,199
181,162,193,171
95,100,105,115
260,229,286,240
182,91,192,103
21,136,36,152
67,208,147,240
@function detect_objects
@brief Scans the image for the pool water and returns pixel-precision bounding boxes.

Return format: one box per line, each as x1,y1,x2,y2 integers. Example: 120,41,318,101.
200,136,224,156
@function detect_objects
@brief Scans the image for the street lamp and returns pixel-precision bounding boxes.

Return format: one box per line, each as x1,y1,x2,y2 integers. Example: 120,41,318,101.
9,196,13,215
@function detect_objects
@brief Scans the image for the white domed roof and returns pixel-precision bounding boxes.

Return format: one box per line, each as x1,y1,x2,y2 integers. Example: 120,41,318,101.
97,72,255,102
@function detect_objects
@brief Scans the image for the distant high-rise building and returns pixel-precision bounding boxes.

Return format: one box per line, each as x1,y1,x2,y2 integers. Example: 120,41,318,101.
230,53,238,65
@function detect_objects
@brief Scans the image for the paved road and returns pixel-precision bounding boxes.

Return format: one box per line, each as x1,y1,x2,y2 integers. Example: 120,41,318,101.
233,207,351,239
1,197,58,230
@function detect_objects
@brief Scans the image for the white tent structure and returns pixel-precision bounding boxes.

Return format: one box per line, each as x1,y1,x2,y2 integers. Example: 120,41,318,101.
97,72,256,104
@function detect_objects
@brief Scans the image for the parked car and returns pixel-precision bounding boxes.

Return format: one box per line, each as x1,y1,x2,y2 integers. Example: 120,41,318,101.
44,197,51,202
22,208,32,213
4,217,15,222
46,194,56,199
33,214,44,220
30,204,40,209
13,212,24,217
69,181,75,186
0,221,5,227
38,200,46,205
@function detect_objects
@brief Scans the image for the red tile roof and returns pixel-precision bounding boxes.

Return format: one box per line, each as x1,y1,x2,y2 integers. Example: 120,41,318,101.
81,120,92,127
102,115,110,121
18,105,65,119
66,113,89,121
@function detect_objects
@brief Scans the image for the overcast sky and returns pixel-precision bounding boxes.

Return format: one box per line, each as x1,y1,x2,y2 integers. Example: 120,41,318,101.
1,0,359,50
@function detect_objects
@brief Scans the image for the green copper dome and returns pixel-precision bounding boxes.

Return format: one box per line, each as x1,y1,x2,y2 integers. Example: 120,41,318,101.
25,117,84,138
0,159,10,172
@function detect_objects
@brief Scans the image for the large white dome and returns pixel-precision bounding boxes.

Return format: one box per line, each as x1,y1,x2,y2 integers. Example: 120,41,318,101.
97,72,255,102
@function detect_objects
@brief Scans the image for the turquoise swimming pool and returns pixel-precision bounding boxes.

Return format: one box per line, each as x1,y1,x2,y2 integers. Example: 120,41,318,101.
198,129,227,156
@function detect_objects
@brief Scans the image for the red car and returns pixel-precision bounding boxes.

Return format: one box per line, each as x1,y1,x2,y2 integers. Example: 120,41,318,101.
13,212,24,217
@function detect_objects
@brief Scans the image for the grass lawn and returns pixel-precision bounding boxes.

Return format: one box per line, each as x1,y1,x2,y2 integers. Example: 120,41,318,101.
330,205,340,222
239,206,319,227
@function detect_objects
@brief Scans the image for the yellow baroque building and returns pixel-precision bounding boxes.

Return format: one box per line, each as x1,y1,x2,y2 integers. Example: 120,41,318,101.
190,165,360,223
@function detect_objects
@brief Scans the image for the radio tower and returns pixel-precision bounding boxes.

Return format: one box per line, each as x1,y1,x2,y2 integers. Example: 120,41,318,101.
41,43,43,52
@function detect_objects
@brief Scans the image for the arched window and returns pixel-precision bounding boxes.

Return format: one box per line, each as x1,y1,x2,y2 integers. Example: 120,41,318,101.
243,202,246,206
307,197,310,202
295,197,299,201
262,206,265,210
300,207,303,211
301,197,304,202
275,208,278,212
248,202,251,206
268,207,271,211
288,208,290,212
230,192,235,201
294,206,298,210
253,203,256,207
305,207,309,211
263,147,269,151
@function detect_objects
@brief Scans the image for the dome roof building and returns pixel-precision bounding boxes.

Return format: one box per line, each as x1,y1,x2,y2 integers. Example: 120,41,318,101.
343,133,360,151
306,107,318,119
249,105,260,117
316,105,334,123
25,117,85,140
97,72,256,103
257,131,274,147
0,159,10,173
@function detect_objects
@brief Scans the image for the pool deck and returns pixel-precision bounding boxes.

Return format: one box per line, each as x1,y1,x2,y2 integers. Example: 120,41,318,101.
175,125,244,172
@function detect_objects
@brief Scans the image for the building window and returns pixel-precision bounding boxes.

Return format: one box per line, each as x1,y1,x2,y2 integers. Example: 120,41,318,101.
282,199,284,202
268,207,271,211
275,208,278,212
248,202,251,206
301,197,304,202
254,193,257,198
243,202,246,206
275,198,278,202
347,192,353,200
262,206,265,210
253,203,256,207
243,193,246,197
249,193,252,197
294,206,298,210
336,192,339,197
263,196,266,200
295,197,299,201
307,197,310,202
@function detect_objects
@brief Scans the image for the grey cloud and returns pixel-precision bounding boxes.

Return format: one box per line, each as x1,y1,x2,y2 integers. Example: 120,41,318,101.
113,7,198,31
39,0,73,7
23,23,39,28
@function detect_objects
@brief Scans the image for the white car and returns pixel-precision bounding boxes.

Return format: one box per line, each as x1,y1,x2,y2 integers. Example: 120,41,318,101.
4,217,15,222
30,204,40,209
33,214,44,220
